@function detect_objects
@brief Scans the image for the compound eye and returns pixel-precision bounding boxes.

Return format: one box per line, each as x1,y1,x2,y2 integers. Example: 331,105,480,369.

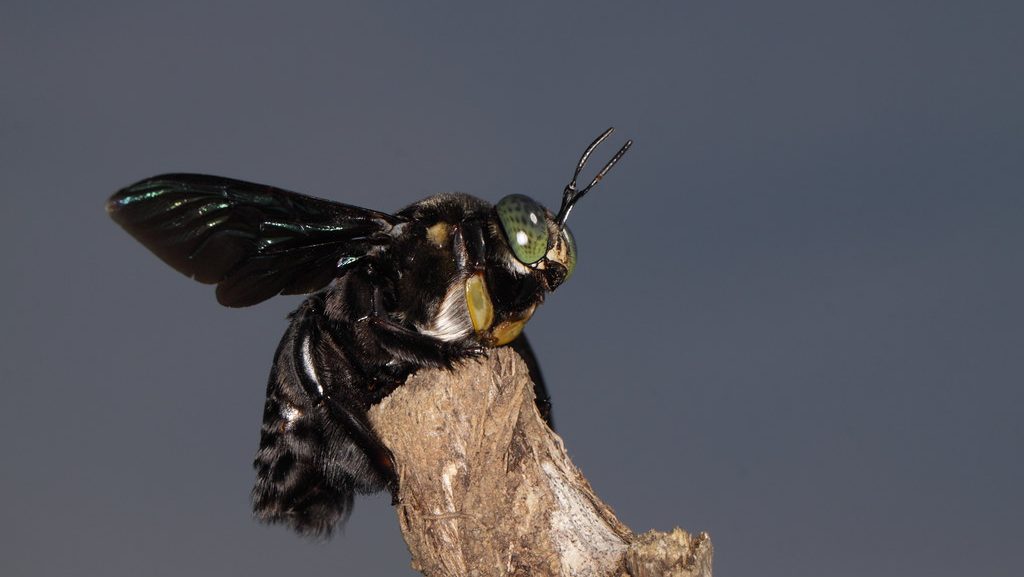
562,227,577,280
496,194,550,264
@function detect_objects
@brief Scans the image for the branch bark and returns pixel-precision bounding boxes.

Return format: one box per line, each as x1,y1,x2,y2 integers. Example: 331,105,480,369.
368,347,713,577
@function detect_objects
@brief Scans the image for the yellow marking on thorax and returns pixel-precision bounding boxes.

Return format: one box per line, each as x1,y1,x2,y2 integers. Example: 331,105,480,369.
426,222,450,247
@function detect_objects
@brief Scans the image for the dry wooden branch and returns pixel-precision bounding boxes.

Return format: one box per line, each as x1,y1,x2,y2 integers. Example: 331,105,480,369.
368,347,713,577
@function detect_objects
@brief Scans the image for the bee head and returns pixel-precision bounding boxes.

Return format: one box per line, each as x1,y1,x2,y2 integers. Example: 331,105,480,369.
493,194,575,290
494,127,632,291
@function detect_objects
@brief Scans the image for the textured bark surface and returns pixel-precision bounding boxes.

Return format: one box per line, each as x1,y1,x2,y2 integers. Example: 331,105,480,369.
368,347,713,577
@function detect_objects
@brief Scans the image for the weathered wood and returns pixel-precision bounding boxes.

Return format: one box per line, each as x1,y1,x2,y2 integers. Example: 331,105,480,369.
368,347,712,577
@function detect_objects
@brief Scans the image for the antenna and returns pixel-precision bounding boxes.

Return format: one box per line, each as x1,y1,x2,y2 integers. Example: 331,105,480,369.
555,127,633,227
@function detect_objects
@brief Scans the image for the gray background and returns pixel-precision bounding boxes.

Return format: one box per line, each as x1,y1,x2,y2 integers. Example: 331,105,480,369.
2,1,1021,576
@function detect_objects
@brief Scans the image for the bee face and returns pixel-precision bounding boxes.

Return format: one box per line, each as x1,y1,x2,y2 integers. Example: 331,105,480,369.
494,194,576,290
454,193,581,347
393,194,558,348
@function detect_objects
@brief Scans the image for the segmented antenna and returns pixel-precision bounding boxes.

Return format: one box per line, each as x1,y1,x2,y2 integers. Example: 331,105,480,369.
555,127,633,227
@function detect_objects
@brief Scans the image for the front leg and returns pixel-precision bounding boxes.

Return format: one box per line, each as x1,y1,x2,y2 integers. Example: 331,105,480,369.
357,314,485,369
509,333,555,429
341,265,484,369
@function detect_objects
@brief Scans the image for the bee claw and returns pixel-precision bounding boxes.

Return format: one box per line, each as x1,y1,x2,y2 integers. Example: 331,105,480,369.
457,343,487,358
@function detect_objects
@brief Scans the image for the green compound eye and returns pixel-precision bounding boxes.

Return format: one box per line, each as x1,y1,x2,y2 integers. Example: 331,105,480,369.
496,194,550,264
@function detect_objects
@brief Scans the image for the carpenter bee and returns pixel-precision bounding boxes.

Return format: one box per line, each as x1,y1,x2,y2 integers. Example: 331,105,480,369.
107,128,632,536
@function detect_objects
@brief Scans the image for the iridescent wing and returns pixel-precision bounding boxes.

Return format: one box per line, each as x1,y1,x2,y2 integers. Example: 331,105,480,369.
107,174,404,307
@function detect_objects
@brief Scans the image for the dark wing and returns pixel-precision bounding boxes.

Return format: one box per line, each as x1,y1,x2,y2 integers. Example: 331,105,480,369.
107,173,404,307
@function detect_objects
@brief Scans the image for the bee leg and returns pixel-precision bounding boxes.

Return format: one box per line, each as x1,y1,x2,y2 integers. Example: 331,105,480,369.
509,333,555,430
321,394,399,494
290,300,401,487
331,262,482,369
351,279,485,368
357,315,483,367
